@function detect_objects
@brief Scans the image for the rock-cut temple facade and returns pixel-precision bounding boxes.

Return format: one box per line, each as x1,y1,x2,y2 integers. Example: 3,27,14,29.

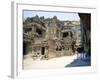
23,16,81,59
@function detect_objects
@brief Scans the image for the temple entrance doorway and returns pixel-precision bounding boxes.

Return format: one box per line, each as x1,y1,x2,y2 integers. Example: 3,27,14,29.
41,47,45,55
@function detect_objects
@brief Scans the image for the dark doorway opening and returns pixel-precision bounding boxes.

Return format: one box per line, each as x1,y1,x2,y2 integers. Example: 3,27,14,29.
23,42,27,55
63,32,68,38
36,28,42,35
41,47,45,55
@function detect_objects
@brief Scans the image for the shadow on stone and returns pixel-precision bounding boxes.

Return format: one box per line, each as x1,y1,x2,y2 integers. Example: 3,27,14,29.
65,57,91,67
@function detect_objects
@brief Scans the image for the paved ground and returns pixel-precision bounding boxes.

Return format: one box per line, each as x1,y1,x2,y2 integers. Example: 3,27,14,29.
23,54,90,70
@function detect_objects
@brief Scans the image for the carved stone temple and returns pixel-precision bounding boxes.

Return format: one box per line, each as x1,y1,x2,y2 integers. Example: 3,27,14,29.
23,16,81,59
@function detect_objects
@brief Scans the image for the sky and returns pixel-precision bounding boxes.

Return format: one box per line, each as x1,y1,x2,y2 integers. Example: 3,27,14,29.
23,10,80,21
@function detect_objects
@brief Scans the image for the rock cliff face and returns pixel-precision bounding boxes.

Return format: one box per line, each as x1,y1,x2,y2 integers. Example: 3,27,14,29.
79,13,91,56
23,16,81,59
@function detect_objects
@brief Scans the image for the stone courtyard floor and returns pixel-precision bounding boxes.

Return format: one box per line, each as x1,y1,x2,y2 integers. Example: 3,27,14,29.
23,54,90,70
